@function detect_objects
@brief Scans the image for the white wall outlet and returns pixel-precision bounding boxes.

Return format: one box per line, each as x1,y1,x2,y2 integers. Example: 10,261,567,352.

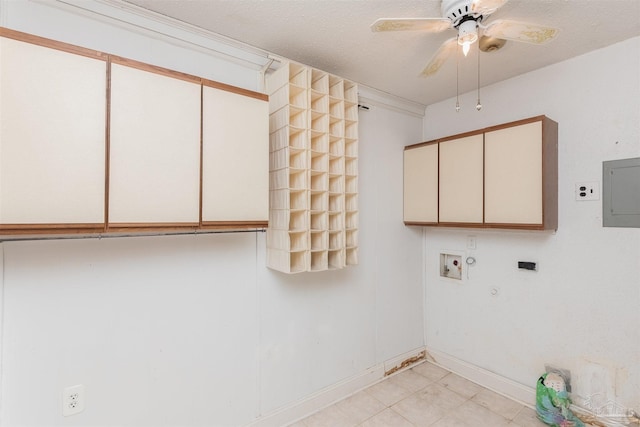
62,384,85,416
575,182,600,201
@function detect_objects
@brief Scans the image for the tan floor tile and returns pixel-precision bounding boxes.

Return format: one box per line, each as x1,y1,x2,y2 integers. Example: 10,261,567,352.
472,388,524,420
365,378,413,407
430,415,472,427
414,382,469,411
511,406,548,427
391,392,449,426
388,369,433,392
438,373,483,399
302,404,356,427
448,400,511,427
411,361,450,382
358,408,414,427
391,383,467,426
335,390,387,425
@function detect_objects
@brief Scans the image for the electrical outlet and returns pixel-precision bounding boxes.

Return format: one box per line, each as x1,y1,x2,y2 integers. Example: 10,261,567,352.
575,182,600,201
62,384,85,416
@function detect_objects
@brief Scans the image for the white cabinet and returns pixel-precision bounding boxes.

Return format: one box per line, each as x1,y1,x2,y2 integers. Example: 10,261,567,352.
266,62,359,273
403,116,557,230
201,82,269,225
0,35,107,230
485,121,541,224
485,119,557,228
403,143,438,224
439,134,484,224
0,28,270,236
108,61,201,227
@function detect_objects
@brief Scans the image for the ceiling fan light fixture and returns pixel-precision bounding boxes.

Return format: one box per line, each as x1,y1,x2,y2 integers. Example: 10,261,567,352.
457,19,478,56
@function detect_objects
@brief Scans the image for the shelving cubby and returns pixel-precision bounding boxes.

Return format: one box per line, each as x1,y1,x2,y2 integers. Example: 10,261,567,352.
266,61,358,273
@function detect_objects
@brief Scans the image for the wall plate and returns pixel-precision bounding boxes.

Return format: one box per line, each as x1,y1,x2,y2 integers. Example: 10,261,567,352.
575,181,600,201
440,252,463,281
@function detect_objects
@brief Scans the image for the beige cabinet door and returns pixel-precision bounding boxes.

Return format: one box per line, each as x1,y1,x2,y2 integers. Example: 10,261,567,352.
109,63,201,225
404,144,438,223
439,134,484,223
0,37,106,225
485,121,542,225
201,85,269,223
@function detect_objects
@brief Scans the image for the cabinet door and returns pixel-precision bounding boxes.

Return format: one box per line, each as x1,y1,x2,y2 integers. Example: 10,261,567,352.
109,62,201,225
404,144,438,223
439,134,484,223
485,121,542,225
201,85,269,223
0,37,106,226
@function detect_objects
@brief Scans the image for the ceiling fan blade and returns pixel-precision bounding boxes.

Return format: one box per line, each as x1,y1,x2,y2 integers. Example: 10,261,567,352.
483,19,560,44
471,0,509,16
420,38,458,77
371,18,451,33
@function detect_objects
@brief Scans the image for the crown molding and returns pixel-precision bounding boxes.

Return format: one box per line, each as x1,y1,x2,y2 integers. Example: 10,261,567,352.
31,0,274,70
358,84,426,118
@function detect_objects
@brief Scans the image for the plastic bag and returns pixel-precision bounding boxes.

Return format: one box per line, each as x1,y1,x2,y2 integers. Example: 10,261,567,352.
536,372,585,427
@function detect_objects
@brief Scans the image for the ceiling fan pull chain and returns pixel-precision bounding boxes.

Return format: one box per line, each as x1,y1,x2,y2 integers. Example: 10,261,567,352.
476,40,482,111
456,42,461,112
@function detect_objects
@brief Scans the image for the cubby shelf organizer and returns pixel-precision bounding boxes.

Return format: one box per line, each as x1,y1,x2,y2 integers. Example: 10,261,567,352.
266,62,359,273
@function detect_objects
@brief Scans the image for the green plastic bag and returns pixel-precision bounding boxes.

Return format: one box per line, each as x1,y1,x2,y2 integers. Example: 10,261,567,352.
536,373,585,427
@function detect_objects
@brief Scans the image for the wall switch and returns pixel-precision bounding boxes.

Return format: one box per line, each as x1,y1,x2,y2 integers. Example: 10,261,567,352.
467,236,477,250
62,384,85,416
575,182,600,201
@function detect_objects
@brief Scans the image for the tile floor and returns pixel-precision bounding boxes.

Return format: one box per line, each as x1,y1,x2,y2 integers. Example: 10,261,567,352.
289,361,597,427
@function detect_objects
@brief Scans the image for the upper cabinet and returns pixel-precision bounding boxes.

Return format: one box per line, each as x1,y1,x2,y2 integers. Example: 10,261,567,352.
484,120,557,228
201,82,269,226
108,61,201,227
0,28,269,236
404,116,558,231
0,35,107,232
404,143,438,224
438,133,484,225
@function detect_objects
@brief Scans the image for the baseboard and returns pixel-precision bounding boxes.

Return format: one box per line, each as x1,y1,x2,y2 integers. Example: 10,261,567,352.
425,348,537,406
246,347,426,427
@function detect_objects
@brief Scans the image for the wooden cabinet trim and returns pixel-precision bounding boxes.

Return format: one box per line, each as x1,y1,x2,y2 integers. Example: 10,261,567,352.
0,27,266,96
0,224,106,235
0,27,108,61
201,221,268,229
482,115,547,134
202,78,268,101
109,55,202,84
404,140,438,151
406,115,550,151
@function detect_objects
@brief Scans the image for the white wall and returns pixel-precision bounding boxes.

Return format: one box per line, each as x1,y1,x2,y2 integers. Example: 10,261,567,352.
0,1,425,426
422,37,640,412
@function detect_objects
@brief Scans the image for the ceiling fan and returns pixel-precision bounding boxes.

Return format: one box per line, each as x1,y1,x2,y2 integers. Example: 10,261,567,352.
371,0,560,77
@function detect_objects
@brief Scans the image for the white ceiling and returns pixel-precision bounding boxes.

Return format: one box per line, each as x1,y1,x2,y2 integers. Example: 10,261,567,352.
123,0,640,106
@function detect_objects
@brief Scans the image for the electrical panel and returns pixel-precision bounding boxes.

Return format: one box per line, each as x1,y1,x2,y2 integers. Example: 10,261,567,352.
603,157,640,228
